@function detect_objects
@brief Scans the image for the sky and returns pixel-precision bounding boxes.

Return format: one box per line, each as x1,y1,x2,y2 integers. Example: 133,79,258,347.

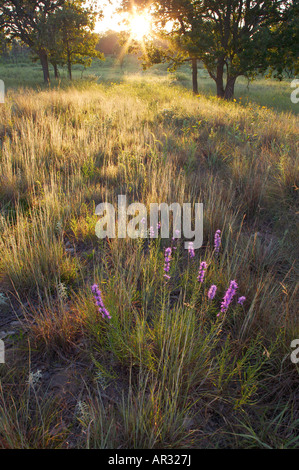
94,1,173,40
94,1,127,34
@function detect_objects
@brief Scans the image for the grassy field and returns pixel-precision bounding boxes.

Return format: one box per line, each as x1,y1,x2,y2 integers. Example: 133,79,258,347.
0,58,298,448
1,55,299,114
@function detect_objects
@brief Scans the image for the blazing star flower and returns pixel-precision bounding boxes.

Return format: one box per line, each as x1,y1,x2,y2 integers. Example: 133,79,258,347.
188,241,195,258
164,247,172,280
140,217,147,236
208,284,217,300
157,222,161,230
238,296,246,305
217,280,238,316
214,229,221,254
149,226,155,238
197,261,207,283
172,229,181,241
171,229,181,250
91,284,111,320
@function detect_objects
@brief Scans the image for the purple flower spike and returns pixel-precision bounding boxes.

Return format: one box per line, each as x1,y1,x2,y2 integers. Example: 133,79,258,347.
188,242,195,258
164,247,172,280
149,226,155,238
172,230,180,250
214,230,221,254
197,261,207,283
238,296,246,305
91,284,111,320
218,280,238,316
208,284,217,300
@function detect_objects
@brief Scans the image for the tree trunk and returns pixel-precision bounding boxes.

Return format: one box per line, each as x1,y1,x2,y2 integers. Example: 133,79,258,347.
53,63,59,79
224,76,237,100
191,58,198,95
216,62,225,98
67,57,72,80
39,50,50,83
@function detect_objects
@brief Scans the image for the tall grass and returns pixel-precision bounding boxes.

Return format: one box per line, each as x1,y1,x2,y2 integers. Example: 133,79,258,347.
0,74,298,448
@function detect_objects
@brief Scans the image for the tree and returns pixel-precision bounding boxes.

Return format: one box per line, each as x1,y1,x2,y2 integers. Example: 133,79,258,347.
97,30,122,56
141,36,201,94
0,29,11,58
0,0,65,82
48,0,103,80
129,0,286,99
0,0,103,82
266,0,299,78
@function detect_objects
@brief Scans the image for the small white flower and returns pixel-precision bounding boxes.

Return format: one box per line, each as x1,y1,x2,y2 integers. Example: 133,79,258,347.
95,371,108,390
27,369,42,387
0,293,8,306
75,400,90,421
57,282,68,301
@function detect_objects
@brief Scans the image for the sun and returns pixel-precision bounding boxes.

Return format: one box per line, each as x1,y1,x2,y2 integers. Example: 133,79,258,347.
129,11,151,41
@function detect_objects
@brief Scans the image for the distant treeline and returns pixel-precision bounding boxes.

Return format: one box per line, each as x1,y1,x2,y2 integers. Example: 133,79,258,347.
0,31,123,64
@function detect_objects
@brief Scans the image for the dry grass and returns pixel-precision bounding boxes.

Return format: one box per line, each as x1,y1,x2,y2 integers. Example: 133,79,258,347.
0,77,298,448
